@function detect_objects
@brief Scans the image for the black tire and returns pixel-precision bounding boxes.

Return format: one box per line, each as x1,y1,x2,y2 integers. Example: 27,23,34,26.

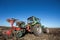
32,24,43,36
16,31,23,38
16,29,25,38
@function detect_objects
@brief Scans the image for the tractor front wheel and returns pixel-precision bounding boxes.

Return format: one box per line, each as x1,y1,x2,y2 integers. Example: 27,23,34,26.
16,29,25,38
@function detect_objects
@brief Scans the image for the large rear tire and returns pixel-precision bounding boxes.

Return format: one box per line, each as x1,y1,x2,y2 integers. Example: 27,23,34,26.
32,24,43,36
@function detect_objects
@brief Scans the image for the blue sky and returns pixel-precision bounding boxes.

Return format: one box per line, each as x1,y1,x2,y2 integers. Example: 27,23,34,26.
0,0,60,28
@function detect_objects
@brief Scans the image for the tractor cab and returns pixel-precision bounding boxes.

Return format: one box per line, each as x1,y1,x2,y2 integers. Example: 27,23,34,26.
27,16,40,26
16,21,26,28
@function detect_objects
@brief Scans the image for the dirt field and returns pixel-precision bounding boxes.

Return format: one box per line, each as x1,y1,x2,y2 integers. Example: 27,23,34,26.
0,26,60,40
20,33,60,40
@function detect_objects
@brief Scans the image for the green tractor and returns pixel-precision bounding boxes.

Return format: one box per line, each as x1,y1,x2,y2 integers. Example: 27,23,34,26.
27,16,43,36
16,16,43,36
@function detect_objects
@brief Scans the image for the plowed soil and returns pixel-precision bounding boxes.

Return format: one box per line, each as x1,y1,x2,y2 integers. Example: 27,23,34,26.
0,26,60,40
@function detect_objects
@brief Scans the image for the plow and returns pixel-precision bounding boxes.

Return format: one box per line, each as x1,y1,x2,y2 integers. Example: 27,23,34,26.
2,16,45,40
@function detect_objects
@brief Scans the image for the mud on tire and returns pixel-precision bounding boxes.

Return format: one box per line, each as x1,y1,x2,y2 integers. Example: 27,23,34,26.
32,24,43,36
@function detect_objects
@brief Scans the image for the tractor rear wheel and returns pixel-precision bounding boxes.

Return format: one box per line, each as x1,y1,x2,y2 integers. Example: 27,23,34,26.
32,24,43,36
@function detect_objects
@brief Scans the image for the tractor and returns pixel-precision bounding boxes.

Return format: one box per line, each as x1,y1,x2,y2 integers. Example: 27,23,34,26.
2,18,26,40
26,16,43,36
2,16,44,40
16,16,43,36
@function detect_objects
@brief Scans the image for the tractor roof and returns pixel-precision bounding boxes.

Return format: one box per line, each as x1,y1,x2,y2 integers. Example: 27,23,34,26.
27,16,36,20
27,16,40,20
